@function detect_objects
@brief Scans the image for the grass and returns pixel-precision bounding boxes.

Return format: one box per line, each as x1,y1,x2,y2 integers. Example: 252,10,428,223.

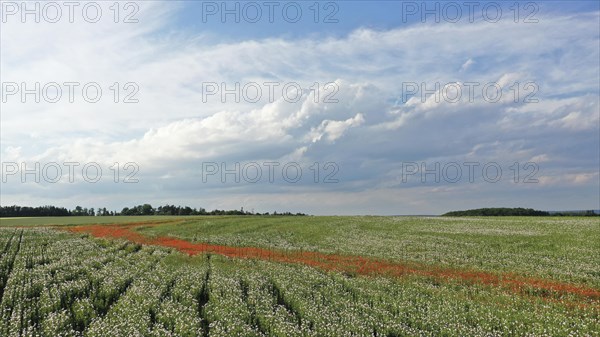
0,215,193,227
132,216,600,287
0,215,598,336
3,215,599,286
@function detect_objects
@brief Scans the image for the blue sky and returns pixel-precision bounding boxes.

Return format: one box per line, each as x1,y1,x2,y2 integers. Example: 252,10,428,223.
173,1,600,40
1,1,599,214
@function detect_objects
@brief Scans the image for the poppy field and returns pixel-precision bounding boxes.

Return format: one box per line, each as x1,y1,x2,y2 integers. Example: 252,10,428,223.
0,216,598,336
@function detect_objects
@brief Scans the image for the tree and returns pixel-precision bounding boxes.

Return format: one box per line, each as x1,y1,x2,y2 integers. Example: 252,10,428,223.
141,204,154,215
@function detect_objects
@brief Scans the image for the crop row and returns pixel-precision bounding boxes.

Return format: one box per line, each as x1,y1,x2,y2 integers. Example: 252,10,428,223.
0,228,597,336
138,216,600,288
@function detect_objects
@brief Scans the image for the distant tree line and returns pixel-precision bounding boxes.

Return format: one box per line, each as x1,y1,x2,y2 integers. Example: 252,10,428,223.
548,210,599,216
120,204,306,216
443,208,549,216
0,204,307,217
443,207,598,216
0,205,73,217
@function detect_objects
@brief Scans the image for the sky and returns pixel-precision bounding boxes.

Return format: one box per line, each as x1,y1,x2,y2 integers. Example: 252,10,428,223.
0,0,599,215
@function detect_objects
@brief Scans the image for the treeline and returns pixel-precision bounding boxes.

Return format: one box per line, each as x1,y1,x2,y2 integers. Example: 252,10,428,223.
120,204,306,216
549,210,599,216
0,204,307,217
443,207,599,216
0,205,72,217
443,208,550,216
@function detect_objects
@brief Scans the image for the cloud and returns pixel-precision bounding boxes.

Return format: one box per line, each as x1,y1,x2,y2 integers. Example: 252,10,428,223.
1,4,598,213
309,113,365,143
460,58,475,72
538,172,599,187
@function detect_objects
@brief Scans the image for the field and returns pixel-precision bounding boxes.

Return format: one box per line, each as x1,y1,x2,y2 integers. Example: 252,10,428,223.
0,216,598,336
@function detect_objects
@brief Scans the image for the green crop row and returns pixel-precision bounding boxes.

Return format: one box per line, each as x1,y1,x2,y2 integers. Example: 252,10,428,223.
0,228,597,336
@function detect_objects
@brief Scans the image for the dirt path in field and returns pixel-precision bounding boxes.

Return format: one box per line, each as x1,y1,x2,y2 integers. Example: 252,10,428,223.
64,222,600,303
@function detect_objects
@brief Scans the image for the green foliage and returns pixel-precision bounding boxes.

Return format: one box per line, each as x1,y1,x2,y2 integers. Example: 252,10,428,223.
0,204,308,217
0,218,598,336
442,208,550,216
137,216,600,287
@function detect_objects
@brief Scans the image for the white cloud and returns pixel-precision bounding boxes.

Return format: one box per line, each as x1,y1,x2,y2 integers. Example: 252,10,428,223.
538,172,599,187
1,5,599,213
310,113,365,143
530,154,551,163
460,58,475,72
